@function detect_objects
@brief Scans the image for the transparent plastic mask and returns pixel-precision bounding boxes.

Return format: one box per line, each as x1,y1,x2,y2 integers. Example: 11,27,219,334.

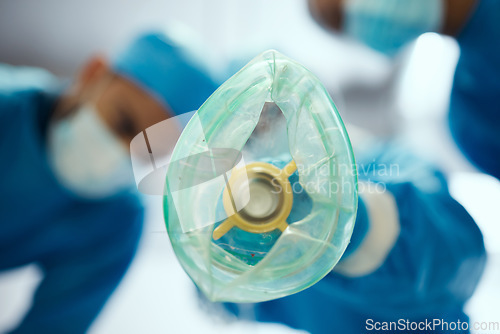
163,50,358,303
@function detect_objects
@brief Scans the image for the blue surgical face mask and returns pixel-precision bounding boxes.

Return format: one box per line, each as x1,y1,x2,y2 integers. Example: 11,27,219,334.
343,0,444,55
47,104,135,199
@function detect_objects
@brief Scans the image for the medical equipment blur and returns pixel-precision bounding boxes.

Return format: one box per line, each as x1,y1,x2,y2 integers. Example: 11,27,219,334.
161,50,358,303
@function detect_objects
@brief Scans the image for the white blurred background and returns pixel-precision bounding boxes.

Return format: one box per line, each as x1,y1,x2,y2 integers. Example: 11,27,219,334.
0,0,499,333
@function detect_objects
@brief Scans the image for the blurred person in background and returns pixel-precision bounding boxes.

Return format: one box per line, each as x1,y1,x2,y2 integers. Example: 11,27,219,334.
0,31,216,333
309,0,500,180
219,1,491,333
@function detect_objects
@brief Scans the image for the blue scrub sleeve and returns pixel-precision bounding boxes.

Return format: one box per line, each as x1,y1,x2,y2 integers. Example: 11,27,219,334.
8,212,142,334
449,0,500,179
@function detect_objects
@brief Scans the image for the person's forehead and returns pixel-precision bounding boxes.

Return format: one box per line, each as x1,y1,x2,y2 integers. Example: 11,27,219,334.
111,74,170,126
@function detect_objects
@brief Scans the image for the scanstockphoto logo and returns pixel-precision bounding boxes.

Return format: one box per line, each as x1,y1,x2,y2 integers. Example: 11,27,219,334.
129,109,399,204
267,159,400,197
130,111,399,235
365,318,500,333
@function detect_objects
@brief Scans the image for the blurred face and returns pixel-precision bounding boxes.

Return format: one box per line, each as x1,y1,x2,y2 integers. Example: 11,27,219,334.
55,56,169,148
308,0,448,55
308,0,477,41
49,56,174,198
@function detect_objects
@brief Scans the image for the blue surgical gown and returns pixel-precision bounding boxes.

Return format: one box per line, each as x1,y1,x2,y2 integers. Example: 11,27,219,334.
221,142,486,334
449,0,500,179
0,88,144,333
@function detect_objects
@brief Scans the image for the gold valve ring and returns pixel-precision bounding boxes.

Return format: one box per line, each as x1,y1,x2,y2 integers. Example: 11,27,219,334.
213,160,297,240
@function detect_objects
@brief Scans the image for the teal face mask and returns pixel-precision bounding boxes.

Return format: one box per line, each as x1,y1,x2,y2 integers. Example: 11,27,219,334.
343,0,444,55
163,50,358,303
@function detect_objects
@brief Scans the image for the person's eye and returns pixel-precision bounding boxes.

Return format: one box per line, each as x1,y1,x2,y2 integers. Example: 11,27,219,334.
115,108,138,139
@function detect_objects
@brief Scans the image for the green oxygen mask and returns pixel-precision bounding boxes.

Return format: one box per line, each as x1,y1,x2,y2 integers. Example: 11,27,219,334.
163,50,358,303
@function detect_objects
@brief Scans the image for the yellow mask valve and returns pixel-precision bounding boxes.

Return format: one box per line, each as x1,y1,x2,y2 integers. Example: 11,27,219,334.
213,160,297,240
